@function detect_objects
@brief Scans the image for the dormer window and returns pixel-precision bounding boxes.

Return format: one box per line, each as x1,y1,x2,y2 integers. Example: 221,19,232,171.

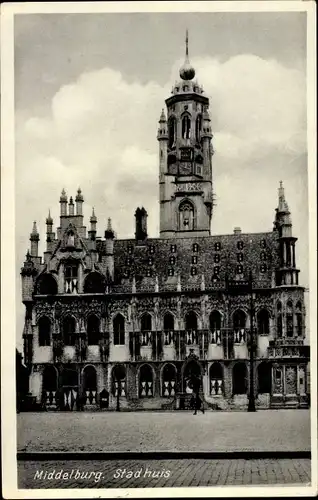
214,254,220,263
148,245,155,254
169,256,176,265
148,257,153,266
260,239,267,249
237,241,244,250
192,255,198,264
236,265,243,275
214,242,221,251
146,269,153,277
237,253,244,262
190,266,197,276
128,245,133,255
170,244,176,253
193,243,199,252
64,262,78,294
168,268,174,277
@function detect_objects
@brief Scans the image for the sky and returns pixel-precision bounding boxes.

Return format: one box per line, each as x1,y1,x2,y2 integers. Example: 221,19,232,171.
14,11,309,350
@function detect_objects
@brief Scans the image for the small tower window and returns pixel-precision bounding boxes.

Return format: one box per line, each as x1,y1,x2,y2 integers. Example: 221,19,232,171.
168,116,176,149
182,115,191,140
128,245,133,255
148,245,155,254
169,256,176,265
168,268,174,277
183,85,189,92
260,264,267,273
126,257,132,266
214,242,221,251
237,241,244,250
170,244,176,253
213,266,220,276
196,115,202,143
64,263,78,294
236,265,243,275
190,267,197,276
214,254,220,263
192,255,198,264
237,253,244,262
260,239,267,249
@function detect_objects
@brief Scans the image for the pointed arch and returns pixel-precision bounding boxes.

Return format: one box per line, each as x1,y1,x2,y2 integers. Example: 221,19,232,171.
277,300,283,338
42,365,58,392
87,314,100,345
140,312,152,332
168,115,176,149
139,364,154,397
286,300,294,337
113,313,125,345
163,312,175,331
210,362,223,395
162,363,177,397
233,309,246,328
111,364,127,397
209,310,222,331
38,316,51,346
232,362,247,395
178,199,195,231
185,310,198,331
181,113,191,139
195,114,202,142
296,301,303,337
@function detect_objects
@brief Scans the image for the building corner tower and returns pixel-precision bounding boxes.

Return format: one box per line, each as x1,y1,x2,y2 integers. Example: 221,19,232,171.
158,30,214,239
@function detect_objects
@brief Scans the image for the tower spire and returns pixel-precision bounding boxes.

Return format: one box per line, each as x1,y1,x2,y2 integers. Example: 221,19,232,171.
185,28,189,59
180,29,195,80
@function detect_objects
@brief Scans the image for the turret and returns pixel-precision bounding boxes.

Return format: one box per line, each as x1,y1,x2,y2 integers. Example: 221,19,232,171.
30,221,39,257
105,217,115,280
88,208,97,241
59,189,68,216
135,207,148,242
274,181,299,286
68,196,75,216
75,187,84,216
45,210,55,255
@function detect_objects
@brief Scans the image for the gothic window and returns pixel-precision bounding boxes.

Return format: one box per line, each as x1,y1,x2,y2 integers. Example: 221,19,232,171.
87,315,100,345
169,256,176,265
181,114,191,140
139,364,154,397
62,315,76,346
168,268,174,277
195,114,202,143
36,274,58,295
277,301,283,338
170,244,176,253
42,365,58,400
168,116,176,149
209,311,222,344
190,266,197,276
236,265,244,275
210,362,223,395
163,312,175,340
257,309,270,335
179,200,195,231
183,85,189,92
286,301,294,337
38,316,51,347
113,314,125,345
192,255,198,264
82,366,97,405
237,253,244,262
232,362,247,395
233,310,246,343
214,254,220,263
214,242,221,251
296,301,303,337
112,365,126,397
83,272,105,294
257,362,272,394
260,264,267,273
237,241,244,250
162,364,177,396
141,313,152,333
64,262,78,294
185,311,198,337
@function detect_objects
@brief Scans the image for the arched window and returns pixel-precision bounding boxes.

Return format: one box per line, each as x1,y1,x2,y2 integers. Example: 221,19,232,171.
182,114,191,139
162,364,177,396
233,310,246,343
296,301,303,337
209,311,222,344
183,360,202,393
64,262,78,294
82,365,97,405
232,362,247,395
286,300,294,337
168,116,176,149
62,315,76,346
87,315,100,345
38,316,51,346
179,200,195,231
163,313,174,345
36,274,57,295
277,301,283,337
210,362,223,395
84,272,105,293
140,313,152,332
195,114,202,142
257,362,272,394
185,311,198,344
113,314,125,345
257,309,270,335
139,364,153,397
112,365,126,397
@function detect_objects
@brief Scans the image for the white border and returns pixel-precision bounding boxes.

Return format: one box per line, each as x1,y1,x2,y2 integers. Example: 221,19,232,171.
1,1,317,498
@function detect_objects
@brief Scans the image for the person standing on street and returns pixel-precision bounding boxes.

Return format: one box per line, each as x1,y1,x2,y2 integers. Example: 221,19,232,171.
192,374,205,415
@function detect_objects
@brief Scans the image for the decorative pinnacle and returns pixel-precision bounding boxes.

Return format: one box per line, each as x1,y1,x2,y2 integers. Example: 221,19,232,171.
32,221,38,234
90,207,97,223
105,217,115,239
186,28,189,59
180,29,195,81
75,187,84,202
60,188,67,202
30,221,39,241
107,217,112,231
159,108,166,123
46,209,53,225
69,196,74,205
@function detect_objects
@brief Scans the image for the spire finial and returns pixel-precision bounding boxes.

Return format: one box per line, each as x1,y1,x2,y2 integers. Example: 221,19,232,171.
180,30,195,81
185,28,189,59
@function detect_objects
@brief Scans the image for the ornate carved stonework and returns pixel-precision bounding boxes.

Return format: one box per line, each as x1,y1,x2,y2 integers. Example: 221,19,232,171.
182,296,202,314
35,301,54,320
176,182,202,192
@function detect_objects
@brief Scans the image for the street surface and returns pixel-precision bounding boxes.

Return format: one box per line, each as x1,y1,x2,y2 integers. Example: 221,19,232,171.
17,410,310,452
18,458,311,488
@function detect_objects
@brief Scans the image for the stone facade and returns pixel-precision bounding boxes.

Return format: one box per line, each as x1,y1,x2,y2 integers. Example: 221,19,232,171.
20,36,309,411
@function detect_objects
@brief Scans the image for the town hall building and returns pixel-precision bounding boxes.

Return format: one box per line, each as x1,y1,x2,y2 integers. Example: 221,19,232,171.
21,34,309,411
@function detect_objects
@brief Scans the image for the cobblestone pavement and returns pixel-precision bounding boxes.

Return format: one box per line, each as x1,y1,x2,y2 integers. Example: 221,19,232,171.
18,458,311,488
17,410,310,452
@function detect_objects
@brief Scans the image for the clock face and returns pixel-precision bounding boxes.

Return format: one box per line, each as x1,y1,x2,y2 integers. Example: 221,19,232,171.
179,162,192,175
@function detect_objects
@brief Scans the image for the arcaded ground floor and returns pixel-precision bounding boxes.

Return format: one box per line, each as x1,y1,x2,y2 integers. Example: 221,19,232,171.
17,410,310,453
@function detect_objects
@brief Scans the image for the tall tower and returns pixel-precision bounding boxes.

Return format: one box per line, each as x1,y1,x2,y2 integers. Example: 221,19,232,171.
158,31,214,238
